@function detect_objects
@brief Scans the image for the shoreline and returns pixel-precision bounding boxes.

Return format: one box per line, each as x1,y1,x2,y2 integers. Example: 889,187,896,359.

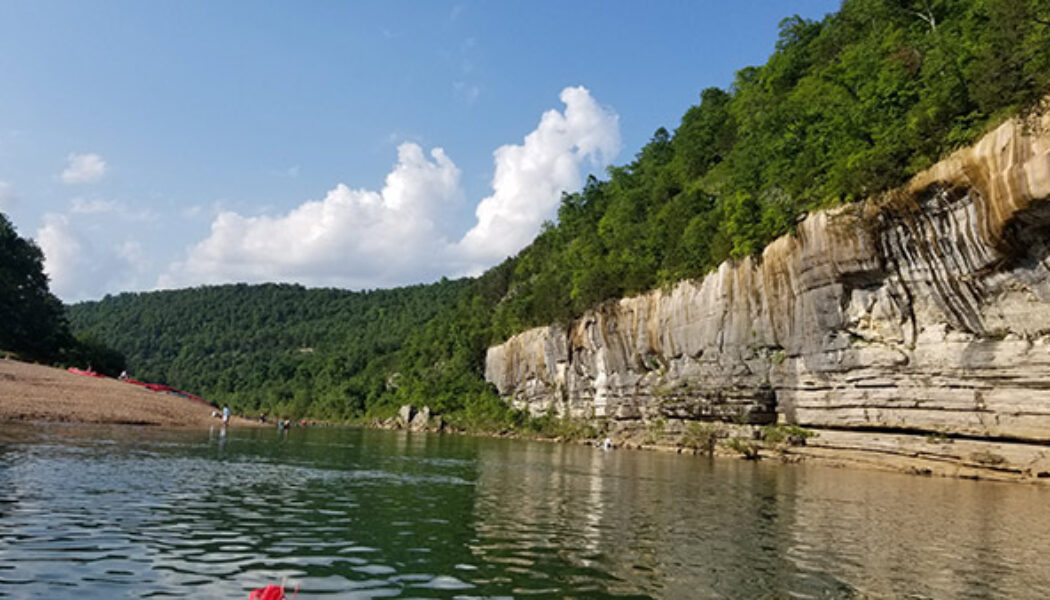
5,358,1048,485
370,412,1050,485
589,428,1050,485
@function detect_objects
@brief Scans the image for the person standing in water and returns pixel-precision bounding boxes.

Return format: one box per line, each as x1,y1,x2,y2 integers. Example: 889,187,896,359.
222,405,230,425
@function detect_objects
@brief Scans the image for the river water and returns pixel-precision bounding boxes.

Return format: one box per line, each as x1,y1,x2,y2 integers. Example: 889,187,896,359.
1,425,1048,599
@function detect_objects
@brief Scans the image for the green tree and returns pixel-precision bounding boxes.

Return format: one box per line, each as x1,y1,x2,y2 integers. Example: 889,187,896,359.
0,212,71,361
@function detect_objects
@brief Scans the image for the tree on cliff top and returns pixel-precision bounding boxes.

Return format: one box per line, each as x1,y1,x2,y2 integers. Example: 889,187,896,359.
487,0,1050,337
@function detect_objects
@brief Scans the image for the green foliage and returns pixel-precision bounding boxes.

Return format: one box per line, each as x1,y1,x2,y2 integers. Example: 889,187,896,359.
68,266,519,423
67,334,127,377
681,421,723,454
726,437,762,460
0,212,72,362
759,424,815,447
67,279,480,418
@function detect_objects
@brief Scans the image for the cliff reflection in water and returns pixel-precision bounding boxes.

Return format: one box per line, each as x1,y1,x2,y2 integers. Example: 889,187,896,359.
469,441,1050,599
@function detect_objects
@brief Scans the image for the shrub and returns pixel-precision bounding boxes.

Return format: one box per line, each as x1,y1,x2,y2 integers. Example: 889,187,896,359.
759,424,815,447
681,421,723,453
726,437,761,460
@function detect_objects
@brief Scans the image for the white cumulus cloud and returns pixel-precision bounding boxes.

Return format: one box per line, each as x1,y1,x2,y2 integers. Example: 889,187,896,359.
37,213,150,302
161,143,463,290
162,86,620,290
61,152,107,184
456,85,620,268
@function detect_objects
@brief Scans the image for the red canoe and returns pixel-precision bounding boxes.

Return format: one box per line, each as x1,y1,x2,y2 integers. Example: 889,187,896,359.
67,367,106,378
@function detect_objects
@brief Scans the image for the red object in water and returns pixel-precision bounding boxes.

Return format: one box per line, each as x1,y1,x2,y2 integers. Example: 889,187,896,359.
249,582,299,600
248,584,285,600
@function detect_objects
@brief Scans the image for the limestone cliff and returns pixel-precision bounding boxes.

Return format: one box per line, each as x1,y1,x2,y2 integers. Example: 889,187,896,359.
486,112,1050,476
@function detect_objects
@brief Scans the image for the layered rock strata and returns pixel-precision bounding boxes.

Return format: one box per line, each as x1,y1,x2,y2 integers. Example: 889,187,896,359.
486,112,1050,459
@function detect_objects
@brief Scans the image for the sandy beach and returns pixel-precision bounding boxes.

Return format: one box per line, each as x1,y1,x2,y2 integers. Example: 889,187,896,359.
0,359,246,427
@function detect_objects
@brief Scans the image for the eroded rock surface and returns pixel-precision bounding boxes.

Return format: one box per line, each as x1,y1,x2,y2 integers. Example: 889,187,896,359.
486,113,1050,447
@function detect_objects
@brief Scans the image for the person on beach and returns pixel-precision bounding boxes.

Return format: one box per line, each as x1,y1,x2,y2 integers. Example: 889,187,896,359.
222,405,230,425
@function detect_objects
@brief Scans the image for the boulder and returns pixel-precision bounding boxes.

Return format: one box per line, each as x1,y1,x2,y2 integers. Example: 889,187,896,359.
397,404,414,428
410,406,431,431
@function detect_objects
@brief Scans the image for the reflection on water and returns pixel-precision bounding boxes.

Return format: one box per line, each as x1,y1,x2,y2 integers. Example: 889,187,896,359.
0,424,1048,599
471,442,1050,599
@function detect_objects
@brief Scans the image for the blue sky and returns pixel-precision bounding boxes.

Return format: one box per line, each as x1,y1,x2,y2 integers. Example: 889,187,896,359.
0,0,841,301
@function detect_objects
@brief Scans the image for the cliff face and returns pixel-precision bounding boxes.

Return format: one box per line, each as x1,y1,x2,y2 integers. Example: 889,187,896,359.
486,112,1050,448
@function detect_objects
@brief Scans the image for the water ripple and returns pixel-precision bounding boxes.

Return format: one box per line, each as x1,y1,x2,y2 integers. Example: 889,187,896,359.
1,425,1049,599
